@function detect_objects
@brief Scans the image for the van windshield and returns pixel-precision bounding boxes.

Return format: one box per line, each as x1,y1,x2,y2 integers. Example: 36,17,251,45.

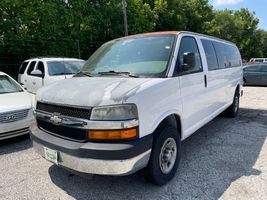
47,60,85,76
81,35,176,77
0,75,23,94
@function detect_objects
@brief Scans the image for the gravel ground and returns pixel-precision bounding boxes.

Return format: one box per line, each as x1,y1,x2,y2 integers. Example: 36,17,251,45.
0,86,266,200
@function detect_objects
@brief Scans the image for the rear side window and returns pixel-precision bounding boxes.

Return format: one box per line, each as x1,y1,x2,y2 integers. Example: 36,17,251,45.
244,65,261,72
255,59,263,62
260,65,267,72
27,61,36,75
213,42,227,69
19,62,29,74
177,36,203,75
212,41,240,69
201,39,219,71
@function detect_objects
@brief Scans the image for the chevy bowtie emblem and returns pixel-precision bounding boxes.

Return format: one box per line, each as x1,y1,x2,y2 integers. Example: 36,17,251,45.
50,115,62,125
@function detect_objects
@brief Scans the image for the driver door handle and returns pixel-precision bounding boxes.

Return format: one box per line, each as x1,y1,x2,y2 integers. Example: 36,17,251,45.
204,75,207,88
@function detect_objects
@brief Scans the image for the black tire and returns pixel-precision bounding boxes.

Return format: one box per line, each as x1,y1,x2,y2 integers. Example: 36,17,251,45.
225,90,239,118
243,78,246,86
145,125,181,185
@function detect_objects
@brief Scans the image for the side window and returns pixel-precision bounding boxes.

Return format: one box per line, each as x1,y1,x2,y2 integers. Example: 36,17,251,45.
36,61,45,74
213,42,227,69
27,61,36,75
244,65,261,72
177,36,203,75
201,39,219,71
19,62,29,74
260,65,267,72
228,45,241,67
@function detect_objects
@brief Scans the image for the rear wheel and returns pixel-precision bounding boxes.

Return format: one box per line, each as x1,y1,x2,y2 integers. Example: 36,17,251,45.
145,125,181,185
225,90,239,118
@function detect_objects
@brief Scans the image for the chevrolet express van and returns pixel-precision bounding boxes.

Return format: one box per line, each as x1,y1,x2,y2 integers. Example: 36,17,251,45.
30,31,243,185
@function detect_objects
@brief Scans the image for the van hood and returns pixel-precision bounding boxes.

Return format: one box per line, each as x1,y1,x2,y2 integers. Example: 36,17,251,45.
37,77,153,106
0,92,32,113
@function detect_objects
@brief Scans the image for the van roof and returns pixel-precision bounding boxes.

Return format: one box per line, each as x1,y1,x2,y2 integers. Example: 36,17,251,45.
115,31,236,46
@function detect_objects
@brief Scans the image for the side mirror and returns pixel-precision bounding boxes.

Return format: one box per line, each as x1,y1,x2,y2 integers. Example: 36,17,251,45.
31,70,44,78
181,52,196,71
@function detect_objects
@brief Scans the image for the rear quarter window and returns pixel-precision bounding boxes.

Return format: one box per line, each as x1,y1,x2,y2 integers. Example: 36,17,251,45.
19,62,29,74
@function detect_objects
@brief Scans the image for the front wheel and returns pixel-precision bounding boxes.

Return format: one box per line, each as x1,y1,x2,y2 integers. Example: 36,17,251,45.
145,125,181,185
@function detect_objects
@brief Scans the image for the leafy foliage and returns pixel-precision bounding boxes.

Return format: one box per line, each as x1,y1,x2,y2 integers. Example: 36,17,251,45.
0,0,267,75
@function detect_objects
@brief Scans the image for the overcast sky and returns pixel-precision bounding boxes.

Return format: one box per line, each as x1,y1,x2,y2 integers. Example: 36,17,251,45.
210,0,267,30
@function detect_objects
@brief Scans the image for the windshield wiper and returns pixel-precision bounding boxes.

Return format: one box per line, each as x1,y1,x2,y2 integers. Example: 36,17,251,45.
53,72,75,75
98,70,139,78
74,71,93,77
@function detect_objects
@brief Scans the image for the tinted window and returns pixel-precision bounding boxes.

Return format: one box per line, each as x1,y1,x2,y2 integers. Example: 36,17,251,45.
244,65,261,72
36,61,45,74
255,59,264,62
260,65,267,72
226,45,240,68
177,36,203,75
19,62,29,74
201,39,219,71
27,61,36,75
213,42,227,69
213,41,240,69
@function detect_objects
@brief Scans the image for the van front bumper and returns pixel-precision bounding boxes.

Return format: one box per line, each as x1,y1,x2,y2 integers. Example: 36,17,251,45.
30,124,152,176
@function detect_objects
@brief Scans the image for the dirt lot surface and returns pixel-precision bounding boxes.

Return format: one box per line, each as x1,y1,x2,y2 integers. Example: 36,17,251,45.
0,86,266,200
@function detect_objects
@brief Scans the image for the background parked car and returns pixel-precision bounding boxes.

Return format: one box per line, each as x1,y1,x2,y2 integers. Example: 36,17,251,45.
243,64,267,86
248,58,267,64
18,57,85,94
0,72,34,140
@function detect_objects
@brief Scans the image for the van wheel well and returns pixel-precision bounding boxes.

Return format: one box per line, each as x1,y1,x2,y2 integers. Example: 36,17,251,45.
154,114,182,139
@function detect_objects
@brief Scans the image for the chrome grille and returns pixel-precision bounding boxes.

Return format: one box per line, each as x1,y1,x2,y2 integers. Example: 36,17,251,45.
36,102,92,120
0,109,29,123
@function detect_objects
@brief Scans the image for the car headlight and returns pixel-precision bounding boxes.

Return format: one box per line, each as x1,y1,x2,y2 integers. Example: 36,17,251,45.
90,104,138,121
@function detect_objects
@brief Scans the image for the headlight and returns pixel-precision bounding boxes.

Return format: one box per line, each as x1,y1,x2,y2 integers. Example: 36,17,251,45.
90,104,138,121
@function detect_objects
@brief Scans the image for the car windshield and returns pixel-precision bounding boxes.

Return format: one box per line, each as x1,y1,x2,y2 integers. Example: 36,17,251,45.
47,60,85,76
81,35,176,77
0,75,23,94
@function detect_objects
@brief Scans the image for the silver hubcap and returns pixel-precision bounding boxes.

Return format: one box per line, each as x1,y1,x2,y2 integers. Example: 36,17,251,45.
159,138,177,174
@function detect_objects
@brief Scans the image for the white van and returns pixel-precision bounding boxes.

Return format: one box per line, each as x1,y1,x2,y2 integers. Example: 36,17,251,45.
30,31,243,185
18,57,85,94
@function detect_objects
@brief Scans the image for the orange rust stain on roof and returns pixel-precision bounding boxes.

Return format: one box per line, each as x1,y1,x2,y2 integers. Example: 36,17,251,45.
116,31,179,40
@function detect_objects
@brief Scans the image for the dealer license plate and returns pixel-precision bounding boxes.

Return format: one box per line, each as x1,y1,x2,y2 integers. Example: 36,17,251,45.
44,147,58,164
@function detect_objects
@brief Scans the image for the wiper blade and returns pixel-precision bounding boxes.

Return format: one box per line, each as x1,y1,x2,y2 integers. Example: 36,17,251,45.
74,71,93,77
98,70,139,78
53,73,74,75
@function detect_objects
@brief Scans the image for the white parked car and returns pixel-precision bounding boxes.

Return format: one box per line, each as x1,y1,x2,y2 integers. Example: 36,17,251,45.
18,57,85,94
0,72,34,140
30,31,243,185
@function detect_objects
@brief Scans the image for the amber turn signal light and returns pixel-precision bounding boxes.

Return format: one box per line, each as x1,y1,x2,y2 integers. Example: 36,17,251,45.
88,128,137,140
